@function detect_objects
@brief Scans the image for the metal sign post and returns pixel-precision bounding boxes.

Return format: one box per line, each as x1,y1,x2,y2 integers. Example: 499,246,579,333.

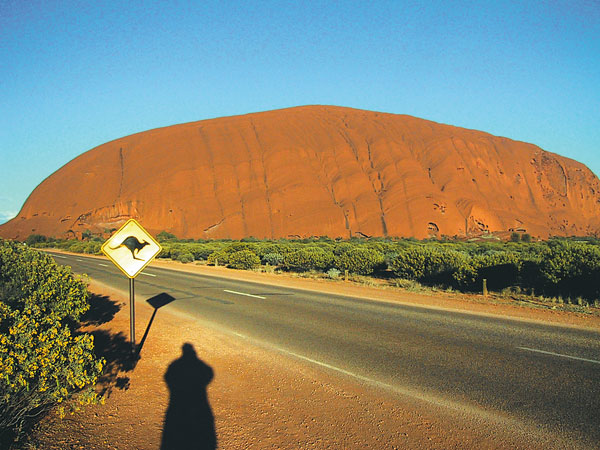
129,278,136,348
101,219,162,351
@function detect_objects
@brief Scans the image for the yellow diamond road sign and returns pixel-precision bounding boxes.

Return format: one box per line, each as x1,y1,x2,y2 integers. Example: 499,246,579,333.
101,219,162,278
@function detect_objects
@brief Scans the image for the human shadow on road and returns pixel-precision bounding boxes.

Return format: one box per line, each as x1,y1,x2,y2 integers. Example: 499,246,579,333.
161,343,217,450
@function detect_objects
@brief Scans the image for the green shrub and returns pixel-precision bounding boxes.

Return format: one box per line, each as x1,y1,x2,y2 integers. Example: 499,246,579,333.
0,240,104,444
417,248,466,284
82,241,101,254
388,247,429,280
187,244,218,261
177,252,194,264
261,253,283,266
228,250,260,270
156,231,178,242
282,247,334,272
537,241,600,300
67,241,87,253
452,251,522,291
25,234,47,246
326,268,341,279
255,243,293,258
332,242,353,256
223,242,258,254
207,250,229,266
364,241,396,255
388,246,522,291
167,244,188,261
157,243,172,259
451,255,482,289
334,247,384,275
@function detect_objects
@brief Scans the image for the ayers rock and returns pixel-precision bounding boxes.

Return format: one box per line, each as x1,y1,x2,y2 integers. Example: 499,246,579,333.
2,105,600,241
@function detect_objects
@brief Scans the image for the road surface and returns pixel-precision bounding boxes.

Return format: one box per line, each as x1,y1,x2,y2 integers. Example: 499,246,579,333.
48,251,600,448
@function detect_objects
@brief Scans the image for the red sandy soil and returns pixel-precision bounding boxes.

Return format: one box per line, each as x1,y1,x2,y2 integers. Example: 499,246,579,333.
2,106,600,241
27,257,600,450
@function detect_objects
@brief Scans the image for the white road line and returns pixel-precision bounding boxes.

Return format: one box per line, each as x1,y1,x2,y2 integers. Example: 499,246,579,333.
230,331,395,385
76,258,84,261
223,289,266,299
280,348,379,384
518,347,600,365
141,272,157,277
229,331,527,428
98,263,109,267
53,255,67,259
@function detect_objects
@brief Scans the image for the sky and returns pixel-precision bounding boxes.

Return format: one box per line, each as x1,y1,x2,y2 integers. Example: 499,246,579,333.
1,0,599,224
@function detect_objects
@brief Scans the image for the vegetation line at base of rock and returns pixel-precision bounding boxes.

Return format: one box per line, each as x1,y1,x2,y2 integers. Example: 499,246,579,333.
22,232,600,309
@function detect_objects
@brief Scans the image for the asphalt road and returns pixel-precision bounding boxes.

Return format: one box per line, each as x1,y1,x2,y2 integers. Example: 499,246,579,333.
48,251,600,448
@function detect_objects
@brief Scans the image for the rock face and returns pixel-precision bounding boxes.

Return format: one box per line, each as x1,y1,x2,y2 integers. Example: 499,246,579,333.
2,105,600,240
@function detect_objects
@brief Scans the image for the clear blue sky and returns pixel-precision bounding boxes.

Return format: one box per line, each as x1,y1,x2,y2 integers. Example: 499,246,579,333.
1,0,599,224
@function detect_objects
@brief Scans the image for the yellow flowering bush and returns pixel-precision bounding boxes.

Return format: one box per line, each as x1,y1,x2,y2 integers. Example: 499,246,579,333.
0,239,104,443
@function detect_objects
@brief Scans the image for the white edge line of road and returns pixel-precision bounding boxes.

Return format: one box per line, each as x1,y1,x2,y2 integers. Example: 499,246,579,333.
223,289,266,299
98,263,109,267
229,331,532,431
517,346,600,365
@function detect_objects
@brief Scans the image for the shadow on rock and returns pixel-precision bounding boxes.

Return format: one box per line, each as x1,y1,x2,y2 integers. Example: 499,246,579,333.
161,343,216,450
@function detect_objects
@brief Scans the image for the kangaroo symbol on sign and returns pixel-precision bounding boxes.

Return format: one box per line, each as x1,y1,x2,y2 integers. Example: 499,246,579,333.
110,236,149,261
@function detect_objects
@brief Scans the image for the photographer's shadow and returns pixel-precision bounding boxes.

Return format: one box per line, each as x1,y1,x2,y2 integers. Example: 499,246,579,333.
160,343,217,450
